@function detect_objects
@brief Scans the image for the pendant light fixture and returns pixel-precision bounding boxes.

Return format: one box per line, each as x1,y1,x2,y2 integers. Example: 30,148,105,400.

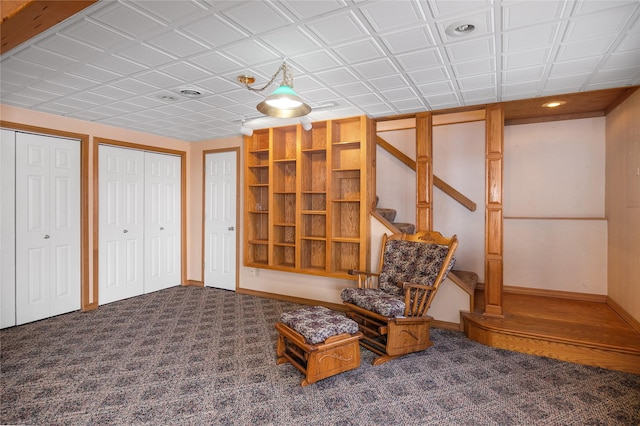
237,59,311,118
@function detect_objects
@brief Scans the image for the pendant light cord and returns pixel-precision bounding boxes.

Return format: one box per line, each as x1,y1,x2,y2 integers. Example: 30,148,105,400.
242,59,294,93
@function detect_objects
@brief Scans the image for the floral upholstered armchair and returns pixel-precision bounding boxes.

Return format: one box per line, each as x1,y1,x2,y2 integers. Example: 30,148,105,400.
341,230,458,365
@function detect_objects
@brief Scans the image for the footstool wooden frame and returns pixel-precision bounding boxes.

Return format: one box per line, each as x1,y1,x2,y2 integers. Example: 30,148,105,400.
276,306,363,386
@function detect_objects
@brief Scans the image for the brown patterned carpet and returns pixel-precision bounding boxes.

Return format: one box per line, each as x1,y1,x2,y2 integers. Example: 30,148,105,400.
1,286,639,425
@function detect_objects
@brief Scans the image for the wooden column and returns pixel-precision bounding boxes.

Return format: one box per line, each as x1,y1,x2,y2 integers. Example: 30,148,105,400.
415,112,433,231
484,104,504,317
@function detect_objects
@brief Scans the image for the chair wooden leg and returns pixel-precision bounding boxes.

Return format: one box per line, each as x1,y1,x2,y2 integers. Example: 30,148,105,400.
372,354,401,366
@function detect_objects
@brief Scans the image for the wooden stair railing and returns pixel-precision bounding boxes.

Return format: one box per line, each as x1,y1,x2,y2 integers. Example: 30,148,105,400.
376,135,479,326
376,136,476,212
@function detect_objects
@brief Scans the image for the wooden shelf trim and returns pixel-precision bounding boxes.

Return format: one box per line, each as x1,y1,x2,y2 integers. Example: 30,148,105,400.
248,239,268,244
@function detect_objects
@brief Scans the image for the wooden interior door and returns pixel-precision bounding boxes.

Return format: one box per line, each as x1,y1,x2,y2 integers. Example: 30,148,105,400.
204,150,237,291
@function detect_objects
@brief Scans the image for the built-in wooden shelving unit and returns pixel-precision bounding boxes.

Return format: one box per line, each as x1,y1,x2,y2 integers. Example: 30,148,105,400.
244,115,372,278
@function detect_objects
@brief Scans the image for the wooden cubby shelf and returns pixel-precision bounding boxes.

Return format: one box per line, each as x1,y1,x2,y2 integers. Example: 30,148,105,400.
243,115,372,278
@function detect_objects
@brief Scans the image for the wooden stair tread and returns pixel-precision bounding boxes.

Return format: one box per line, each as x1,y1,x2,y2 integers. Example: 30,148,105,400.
464,311,640,353
462,291,640,373
469,293,640,349
375,208,396,222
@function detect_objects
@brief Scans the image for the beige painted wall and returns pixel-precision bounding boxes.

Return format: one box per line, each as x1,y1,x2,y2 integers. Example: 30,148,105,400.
504,118,608,294
605,89,640,323
433,121,486,283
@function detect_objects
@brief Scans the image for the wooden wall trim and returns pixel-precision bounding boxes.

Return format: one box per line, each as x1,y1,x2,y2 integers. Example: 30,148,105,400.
505,111,604,126
432,109,486,126
608,296,640,334
0,121,94,311
376,118,416,132
93,137,185,156
431,319,462,332
502,285,607,303
90,138,99,309
604,87,639,115
237,288,347,312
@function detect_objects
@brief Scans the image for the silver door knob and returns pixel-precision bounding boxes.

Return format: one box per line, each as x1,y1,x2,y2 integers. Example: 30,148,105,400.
123,229,128,233
160,227,164,230
44,235,50,239
228,226,235,231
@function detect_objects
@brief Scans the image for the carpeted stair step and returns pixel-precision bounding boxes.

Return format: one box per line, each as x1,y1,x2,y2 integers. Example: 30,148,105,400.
394,223,415,234
375,207,397,223
375,196,415,235
449,270,479,296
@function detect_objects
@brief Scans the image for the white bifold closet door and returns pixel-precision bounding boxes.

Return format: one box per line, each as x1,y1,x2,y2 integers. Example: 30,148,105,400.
1,129,17,328
98,145,180,305
15,132,81,325
99,145,145,305
144,151,181,293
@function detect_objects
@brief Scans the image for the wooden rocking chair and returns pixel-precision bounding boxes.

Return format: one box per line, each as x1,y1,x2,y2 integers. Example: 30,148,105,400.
341,231,458,365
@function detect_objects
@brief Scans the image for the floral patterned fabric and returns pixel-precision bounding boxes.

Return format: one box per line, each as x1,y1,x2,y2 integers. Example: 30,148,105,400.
340,240,455,317
378,241,454,297
280,306,359,344
340,288,405,317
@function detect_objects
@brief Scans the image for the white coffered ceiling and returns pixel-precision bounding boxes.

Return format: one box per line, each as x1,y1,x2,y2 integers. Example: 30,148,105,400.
1,0,639,142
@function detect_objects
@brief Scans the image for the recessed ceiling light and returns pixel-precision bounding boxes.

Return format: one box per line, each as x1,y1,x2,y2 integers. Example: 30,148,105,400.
178,88,203,97
542,101,567,108
455,24,475,34
445,20,478,37
157,94,179,101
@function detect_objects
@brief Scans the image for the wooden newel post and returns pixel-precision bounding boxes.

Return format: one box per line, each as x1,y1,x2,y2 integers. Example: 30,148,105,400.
415,112,433,232
484,104,504,317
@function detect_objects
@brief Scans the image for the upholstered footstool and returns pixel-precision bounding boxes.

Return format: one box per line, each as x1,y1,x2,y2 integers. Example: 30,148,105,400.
276,306,363,386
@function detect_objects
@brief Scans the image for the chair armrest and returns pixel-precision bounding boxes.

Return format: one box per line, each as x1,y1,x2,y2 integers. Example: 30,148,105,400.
348,269,379,277
348,269,380,289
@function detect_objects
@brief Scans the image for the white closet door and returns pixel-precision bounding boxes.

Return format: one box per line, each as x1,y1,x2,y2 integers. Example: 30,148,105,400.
1,130,16,328
144,152,181,293
15,132,80,324
204,151,237,291
99,145,144,305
